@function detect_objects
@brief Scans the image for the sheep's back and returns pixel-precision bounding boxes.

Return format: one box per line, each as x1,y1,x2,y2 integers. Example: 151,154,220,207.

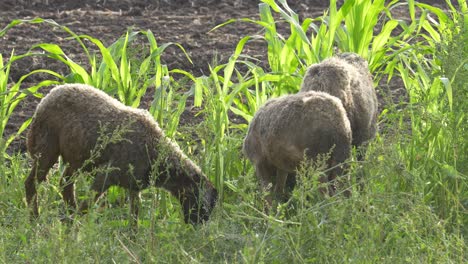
34,84,140,121
244,91,351,172
29,84,164,179
300,58,351,102
300,55,378,146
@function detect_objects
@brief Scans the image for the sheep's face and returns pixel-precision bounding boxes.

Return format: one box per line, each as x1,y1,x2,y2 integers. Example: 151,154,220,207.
180,180,218,225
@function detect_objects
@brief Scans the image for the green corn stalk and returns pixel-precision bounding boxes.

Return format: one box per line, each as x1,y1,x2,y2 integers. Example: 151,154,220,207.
391,0,467,230
138,30,194,218
2,18,97,85
0,52,63,160
91,30,193,108
2,18,193,109
191,36,259,201
214,0,405,98
334,0,400,70
145,30,194,138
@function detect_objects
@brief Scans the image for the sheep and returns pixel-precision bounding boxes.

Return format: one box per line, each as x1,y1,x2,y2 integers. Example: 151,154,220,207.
300,53,378,155
24,84,218,225
243,91,352,203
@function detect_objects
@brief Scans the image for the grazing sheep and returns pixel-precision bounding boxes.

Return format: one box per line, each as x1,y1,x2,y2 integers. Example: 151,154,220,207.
300,53,378,151
25,84,218,225
243,91,352,202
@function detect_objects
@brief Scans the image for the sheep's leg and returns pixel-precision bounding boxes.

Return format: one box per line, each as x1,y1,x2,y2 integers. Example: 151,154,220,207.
284,172,297,195
274,169,289,202
78,191,107,215
332,163,352,197
60,166,77,214
255,161,276,207
325,158,351,197
317,174,331,196
78,176,111,214
356,149,365,162
319,159,338,196
129,190,141,229
354,144,366,193
25,155,58,218
327,171,337,196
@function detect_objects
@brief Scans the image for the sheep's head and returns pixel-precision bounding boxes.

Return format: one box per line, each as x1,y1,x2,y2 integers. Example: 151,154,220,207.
301,62,351,97
161,153,218,225
179,178,218,225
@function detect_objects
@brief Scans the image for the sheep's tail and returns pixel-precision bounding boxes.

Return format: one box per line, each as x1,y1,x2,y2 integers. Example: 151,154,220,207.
26,114,53,157
26,118,37,156
26,115,47,158
242,124,260,162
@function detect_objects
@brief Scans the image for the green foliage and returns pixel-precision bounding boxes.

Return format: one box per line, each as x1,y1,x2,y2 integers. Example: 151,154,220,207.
388,0,467,233
0,150,465,263
218,0,407,89
1,18,193,108
0,51,62,160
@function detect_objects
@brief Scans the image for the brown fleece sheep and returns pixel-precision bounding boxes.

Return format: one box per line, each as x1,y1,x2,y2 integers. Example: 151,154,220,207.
300,53,378,152
243,91,352,202
25,84,217,225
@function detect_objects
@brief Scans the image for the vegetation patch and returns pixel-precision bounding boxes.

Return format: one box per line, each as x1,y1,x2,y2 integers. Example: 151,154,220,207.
0,0,466,262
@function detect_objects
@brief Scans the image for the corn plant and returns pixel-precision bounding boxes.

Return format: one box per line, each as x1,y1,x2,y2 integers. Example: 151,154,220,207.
390,0,467,232
209,0,414,131
0,52,62,159
84,29,193,108
195,67,239,201
217,0,407,90
1,18,193,109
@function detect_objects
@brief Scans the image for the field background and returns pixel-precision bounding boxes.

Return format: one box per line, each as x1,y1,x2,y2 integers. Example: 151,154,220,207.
0,0,466,263
0,0,446,153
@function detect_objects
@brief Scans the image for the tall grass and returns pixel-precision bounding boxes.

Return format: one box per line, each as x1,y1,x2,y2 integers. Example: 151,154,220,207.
0,0,467,262
389,0,467,234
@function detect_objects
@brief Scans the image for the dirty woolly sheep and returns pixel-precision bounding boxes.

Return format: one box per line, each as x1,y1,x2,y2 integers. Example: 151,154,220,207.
300,53,378,153
243,91,352,202
25,84,218,225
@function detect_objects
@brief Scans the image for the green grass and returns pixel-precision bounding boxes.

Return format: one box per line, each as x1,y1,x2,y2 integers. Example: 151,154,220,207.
0,0,467,262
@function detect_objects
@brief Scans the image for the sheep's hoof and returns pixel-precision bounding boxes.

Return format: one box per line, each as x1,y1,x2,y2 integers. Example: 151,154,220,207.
28,212,39,223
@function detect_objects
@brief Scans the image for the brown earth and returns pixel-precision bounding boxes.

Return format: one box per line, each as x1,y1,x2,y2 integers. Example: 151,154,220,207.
0,0,449,154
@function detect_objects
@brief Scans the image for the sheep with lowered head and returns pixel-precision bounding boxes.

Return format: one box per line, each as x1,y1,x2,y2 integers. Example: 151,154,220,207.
300,53,378,152
243,91,352,203
25,84,218,225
